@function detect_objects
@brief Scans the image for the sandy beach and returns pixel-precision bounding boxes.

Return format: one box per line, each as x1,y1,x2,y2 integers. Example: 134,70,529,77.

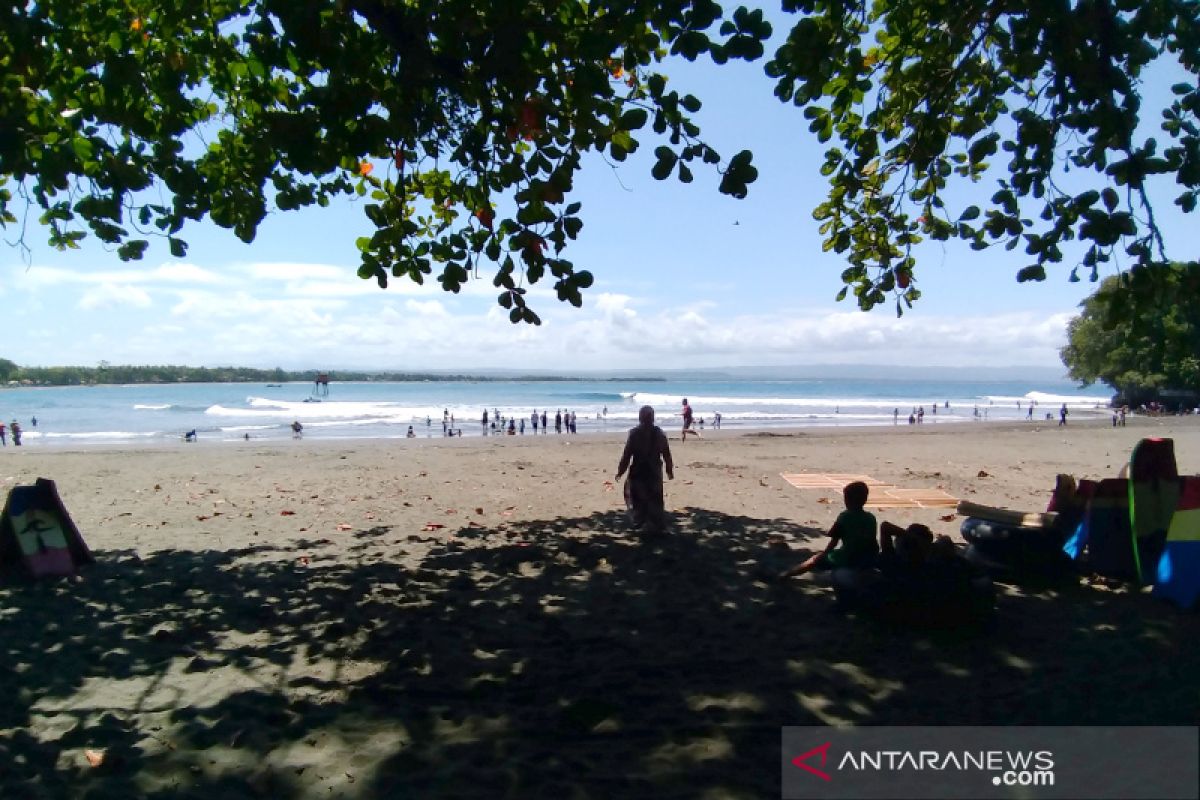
2,416,1198,798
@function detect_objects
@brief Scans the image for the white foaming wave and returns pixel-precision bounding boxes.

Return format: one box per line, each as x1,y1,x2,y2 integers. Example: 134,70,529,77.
134,403,172,410
246,398,291,409
219,424,279,432
628,392,959,409
39,430,158,439
208,398,420,419
1023,391,1110,406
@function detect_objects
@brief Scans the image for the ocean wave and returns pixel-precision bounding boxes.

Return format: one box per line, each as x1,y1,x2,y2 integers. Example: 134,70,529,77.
569,391,627,402
38,430,158,439
133,403,172,410
1023,391,1111,407
626,392,949,409
210,399,423,420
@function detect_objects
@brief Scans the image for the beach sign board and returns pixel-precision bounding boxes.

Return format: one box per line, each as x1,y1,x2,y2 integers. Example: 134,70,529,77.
0,478,93,578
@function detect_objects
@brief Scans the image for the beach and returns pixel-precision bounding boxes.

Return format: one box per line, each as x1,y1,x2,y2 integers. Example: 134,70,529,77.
3,416,1198,798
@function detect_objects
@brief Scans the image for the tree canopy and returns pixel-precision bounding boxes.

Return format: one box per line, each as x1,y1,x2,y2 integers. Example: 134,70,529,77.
1060,262,1200,395
2,1,1197,320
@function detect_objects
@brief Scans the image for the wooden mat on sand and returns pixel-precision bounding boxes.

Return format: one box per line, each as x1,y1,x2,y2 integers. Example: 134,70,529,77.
780,473,958,509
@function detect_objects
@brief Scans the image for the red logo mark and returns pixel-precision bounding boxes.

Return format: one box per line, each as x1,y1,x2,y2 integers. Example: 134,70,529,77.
791,742,833,781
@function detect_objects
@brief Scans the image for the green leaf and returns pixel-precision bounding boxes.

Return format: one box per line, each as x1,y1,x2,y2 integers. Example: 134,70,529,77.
619,108,648,130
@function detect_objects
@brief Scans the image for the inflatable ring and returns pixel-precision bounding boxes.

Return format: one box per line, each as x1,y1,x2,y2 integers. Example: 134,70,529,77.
961,518,1074,577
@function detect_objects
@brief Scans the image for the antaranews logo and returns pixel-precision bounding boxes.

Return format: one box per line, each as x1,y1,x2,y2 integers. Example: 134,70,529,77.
784,725,1198,800
789,741,1055,788
791,742,832,782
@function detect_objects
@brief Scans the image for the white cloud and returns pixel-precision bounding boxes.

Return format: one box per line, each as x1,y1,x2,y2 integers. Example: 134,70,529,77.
594,293,636,315
20,262,225,287
2,251,1080,371
78,283,153,310
404,299,448,316
244,262,346,281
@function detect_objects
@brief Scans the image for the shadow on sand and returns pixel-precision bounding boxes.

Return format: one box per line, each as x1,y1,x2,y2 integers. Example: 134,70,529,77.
1,508,1196,798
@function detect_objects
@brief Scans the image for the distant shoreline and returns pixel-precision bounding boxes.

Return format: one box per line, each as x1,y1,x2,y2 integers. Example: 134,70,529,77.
4,374,669,388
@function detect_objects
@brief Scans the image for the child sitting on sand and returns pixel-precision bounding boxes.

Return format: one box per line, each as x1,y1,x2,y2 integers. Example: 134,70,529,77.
780,481,878,578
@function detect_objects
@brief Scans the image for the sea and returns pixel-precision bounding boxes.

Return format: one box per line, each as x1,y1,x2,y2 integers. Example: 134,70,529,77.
0,377,1114,448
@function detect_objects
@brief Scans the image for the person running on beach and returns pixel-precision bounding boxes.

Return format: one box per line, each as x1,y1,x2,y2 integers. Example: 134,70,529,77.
779,481,878,578
291,420,303,438
615,405,675,535
680,398,699,441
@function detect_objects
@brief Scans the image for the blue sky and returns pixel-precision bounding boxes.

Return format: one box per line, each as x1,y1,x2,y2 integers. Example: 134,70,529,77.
2,25,1193,374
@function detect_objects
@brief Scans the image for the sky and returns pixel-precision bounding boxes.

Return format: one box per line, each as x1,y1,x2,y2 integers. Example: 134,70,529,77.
1,16,1193,375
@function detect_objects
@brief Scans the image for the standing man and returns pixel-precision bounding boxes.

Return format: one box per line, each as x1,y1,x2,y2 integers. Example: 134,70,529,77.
1059,404,1068,426
531,410,539,433
681,398,699,441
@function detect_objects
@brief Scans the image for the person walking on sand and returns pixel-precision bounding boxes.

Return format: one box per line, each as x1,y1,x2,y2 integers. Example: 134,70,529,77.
541,410,547,432
0,421,6,446
10,420,21,446
1059,403,1068,426
681,398,699,441
615,405,674,535
555,409,562,434
531,410,539,433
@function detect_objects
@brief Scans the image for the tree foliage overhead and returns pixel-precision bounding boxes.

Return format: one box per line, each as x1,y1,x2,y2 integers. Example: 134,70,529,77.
2,1,1197,321
766,0,1199,315
0,0,768,322
1060,263,1200,394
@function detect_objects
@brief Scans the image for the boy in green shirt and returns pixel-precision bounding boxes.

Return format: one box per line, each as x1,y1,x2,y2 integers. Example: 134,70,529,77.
780,480,879,578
